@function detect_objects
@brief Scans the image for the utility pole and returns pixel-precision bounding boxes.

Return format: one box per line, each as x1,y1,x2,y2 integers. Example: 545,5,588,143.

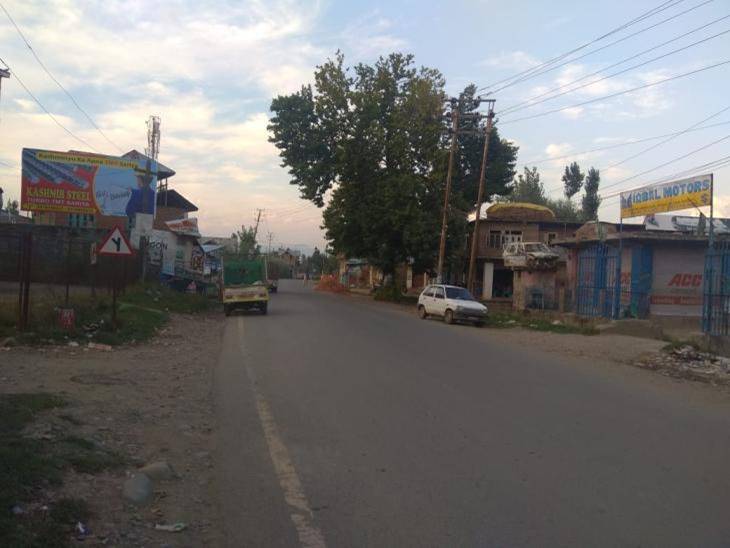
467,100,496,296
252,209,264,253
436,100,460,283
0,66,10,125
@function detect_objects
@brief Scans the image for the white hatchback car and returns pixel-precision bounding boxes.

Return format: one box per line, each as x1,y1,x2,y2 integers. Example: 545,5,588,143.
417,284,488,326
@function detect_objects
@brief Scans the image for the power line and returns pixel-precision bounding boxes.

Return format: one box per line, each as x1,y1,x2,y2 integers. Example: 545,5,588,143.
499,59,730,125
605,104,730,170
0,55,98,152
599,132,730,194
598,155,730,209
477,0,688,95
521,120,730,165
0,2,123,153
500,18,730,115
542,106,730,196
600,153,730,202
481,0,715,98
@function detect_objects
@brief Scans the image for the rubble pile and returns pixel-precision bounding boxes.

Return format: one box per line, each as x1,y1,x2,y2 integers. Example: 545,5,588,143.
637,345,730,385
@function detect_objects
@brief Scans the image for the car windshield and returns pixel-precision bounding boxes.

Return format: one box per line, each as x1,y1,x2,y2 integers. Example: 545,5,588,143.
445,287,475,301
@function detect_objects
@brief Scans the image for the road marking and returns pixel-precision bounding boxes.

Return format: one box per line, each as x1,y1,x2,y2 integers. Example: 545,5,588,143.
238,318,327,548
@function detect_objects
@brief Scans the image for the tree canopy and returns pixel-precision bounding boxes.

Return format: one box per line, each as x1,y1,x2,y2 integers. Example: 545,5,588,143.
562,161,585,199
268,53,517,277
581,167,601,221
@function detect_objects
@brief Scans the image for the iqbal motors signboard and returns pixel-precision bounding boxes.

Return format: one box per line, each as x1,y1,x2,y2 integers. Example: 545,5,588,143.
21,148,157,217
620,174,712,219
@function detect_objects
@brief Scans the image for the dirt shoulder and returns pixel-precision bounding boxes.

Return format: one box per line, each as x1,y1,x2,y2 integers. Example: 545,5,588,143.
0,312,224,547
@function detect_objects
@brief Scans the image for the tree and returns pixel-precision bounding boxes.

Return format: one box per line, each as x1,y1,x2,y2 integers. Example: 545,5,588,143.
562,161,584,199
269,53,517,280
230,226,259,257
582,167,601,221
508,166,546,204
546,197,581,222
270,52,446,277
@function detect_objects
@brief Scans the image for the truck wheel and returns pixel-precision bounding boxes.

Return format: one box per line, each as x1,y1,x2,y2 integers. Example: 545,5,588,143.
418,305,428,319
444,309,454,325
261,303,268,315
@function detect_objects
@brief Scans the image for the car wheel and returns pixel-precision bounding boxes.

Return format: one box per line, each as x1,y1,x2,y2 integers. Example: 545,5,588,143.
444,309,454,324
224,305,231,317
473,320,484,328
261,303,268,315
417,305,428,319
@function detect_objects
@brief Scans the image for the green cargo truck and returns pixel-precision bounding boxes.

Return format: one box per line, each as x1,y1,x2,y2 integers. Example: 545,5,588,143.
221,258,269,316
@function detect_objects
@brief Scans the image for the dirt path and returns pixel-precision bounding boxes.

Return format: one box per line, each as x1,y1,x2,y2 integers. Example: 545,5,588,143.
0,312,224,547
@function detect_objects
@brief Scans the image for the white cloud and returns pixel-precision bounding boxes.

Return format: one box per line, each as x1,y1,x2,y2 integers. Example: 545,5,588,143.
545,143,572,157
340,11,408,59
481,51,540,70
0,0,332,242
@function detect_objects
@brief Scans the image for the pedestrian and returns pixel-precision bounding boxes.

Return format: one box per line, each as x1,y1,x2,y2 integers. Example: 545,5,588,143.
303,271,309,287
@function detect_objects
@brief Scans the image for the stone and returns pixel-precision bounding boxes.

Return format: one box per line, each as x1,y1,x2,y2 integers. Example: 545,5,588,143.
139,461,177,481
0,337,16,347
67,341,80,347
122,474,153,505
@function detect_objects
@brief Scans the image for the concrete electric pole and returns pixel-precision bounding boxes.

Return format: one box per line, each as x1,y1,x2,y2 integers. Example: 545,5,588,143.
467,100,496,296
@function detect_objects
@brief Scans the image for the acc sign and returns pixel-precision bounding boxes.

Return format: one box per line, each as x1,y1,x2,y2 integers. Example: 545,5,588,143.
620,174,712,219
98,227,133,256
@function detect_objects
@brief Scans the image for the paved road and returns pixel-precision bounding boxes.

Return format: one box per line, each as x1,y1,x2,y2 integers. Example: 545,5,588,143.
214,280,730,547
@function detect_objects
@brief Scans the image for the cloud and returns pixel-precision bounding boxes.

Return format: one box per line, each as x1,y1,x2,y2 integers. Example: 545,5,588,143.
0,0,334,242
339,11,408,59
481,51,540,71
545,143,572,157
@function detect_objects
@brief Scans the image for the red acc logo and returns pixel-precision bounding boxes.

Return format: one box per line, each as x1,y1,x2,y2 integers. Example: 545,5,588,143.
668,273,702,287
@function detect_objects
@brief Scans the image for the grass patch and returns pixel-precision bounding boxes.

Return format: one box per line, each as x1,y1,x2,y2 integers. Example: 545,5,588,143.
120,282,213,314
0,281,212,346
661,337,700,353
0,394,121,547
485,312,598,335
373,285,418,304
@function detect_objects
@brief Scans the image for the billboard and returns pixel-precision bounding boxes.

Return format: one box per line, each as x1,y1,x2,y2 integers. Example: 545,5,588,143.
21,148,157,217
620,174,712,219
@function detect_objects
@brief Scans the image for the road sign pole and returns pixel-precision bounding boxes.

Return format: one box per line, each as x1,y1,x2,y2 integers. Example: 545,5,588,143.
112,266,118,328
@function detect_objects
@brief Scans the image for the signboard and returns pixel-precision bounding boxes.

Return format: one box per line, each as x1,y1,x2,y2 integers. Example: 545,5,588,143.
650,247,704,316
98,227,133,256
620,174,712,219
21,148,157,217
165,217,200,236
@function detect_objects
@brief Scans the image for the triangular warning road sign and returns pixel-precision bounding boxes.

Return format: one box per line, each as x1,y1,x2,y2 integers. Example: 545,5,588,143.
98,226,134,256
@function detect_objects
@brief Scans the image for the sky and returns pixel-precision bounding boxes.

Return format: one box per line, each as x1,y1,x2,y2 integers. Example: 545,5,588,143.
0,0,729,250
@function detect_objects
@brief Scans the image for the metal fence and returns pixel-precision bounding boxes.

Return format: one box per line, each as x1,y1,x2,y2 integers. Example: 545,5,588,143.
0,225,143,329
575,243,620,319
703,241,730,336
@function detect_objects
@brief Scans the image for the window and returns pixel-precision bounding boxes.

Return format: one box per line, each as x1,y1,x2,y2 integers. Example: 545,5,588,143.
488,231,502,248
68,214,95,228
502,230,522,246
433,287,445,299
445,287,475,301
422,286,434,297
545,232,558,245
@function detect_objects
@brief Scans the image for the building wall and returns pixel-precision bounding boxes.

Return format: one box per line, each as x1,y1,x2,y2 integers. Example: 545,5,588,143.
153,206,188,229
475,221,577,259
650,245,704,317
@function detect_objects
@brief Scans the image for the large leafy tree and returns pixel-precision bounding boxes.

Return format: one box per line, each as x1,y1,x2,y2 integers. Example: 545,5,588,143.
269,53,517,278
562,161,585,199
270,52,439,276
582,167,601,221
